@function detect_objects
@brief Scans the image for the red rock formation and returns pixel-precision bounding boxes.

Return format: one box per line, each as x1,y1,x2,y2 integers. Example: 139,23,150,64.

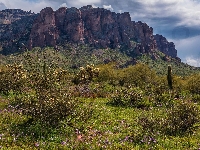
154,34,177,58
28,5,157,55
0,6,178,60
29,7,58,49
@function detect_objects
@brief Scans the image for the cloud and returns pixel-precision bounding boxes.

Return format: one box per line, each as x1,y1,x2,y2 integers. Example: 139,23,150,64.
59,3,67,8
185,56,200,67
0,2,6,10
0,0,60,13
172,35,200,66
103,5,113,11
47,0,101,9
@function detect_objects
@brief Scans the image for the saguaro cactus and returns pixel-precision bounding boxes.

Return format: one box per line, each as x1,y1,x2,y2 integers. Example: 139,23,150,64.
167,65,173,89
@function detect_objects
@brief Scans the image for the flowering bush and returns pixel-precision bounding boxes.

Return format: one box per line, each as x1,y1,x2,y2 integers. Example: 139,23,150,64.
0,64,27,94
163,100,199,135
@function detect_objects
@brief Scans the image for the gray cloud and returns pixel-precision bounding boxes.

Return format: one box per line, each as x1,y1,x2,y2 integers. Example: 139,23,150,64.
0,2,6,10
185,57,200,67
173,35,200,66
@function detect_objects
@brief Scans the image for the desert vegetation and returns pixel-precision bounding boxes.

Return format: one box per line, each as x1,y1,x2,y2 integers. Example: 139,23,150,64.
0,47,200,149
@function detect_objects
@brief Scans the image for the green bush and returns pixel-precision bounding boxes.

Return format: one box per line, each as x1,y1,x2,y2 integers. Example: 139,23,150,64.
109,86,153,108
163,100,199,135
186,74,200,94
8,63,77,127
0,64,27,94
5,53,88,127
9,90,77,127
96,63,118,85
121,63,157,88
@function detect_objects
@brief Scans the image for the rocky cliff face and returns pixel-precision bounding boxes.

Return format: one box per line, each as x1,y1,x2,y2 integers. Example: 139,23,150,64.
0,9,37,54
28,7,58,49
0,6,179,60
28,6,157,55
154,34,177,58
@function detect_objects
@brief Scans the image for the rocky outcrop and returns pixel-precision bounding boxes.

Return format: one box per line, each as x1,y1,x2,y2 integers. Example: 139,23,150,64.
28,7,58,49
28,6,157,56
0,9,34,24
0,9,37,54
154,34,177,58
0,6,179,60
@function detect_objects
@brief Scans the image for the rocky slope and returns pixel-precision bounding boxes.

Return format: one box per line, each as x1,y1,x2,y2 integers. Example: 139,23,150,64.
0,9,37,54
154,34,178,58
0,6,178,60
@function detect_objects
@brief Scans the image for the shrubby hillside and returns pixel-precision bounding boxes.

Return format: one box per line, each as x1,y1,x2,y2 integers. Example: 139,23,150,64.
0,47,200,149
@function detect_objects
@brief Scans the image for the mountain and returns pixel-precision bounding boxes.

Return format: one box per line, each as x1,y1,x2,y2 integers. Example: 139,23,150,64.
0,9,37,54
0,5,179,61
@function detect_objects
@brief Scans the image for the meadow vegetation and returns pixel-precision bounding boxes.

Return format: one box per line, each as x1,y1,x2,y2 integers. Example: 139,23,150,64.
0,47,200,149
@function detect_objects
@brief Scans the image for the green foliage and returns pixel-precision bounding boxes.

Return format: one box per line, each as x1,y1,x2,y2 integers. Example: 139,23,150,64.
72,64,100,84
0,50,93,128
96,63,119,85
1,47,200,149
186,74,200,94
119,63,157,88
109,86,153,108
163,100,199,135
0,64,27,94
9,91,77,127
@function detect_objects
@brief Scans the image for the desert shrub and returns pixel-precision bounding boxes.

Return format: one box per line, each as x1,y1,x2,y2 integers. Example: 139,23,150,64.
192,94,200,103
96,63,157,88
72,64,100,84
7,54,92,127
120,63,157,88
8,63,77,127
108,86,153,108
9,90,77,127
0,64,27,94
163,100,199,135
172,76,185,93
137,99,199,138
96,63,118,85
186,74,200,94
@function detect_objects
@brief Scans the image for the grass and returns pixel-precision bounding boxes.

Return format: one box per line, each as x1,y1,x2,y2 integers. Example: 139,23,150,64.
1,96,200,149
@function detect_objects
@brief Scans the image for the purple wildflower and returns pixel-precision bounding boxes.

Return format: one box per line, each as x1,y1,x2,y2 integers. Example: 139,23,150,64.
61,141,66,145
35,142,39,147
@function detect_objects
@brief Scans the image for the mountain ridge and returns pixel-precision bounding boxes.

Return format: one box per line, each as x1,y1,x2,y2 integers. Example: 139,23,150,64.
0,5,179,62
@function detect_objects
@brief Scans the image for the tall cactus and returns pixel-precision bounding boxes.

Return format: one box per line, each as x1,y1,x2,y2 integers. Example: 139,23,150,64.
167,65,173,89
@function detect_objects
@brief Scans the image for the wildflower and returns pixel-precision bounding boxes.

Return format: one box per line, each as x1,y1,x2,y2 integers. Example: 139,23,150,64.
35,142,39,147
75,129,80,134
124,136,129,141
61,141,66,145
77,134,83,141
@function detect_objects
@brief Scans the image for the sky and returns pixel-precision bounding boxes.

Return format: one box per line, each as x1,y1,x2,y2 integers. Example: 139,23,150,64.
0,0,200,67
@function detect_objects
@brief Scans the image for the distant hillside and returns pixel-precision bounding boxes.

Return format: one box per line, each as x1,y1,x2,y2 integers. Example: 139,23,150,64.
1,45,199,76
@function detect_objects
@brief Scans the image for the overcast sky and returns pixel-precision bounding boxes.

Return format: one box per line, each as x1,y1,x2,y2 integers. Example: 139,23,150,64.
0,0,200,66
